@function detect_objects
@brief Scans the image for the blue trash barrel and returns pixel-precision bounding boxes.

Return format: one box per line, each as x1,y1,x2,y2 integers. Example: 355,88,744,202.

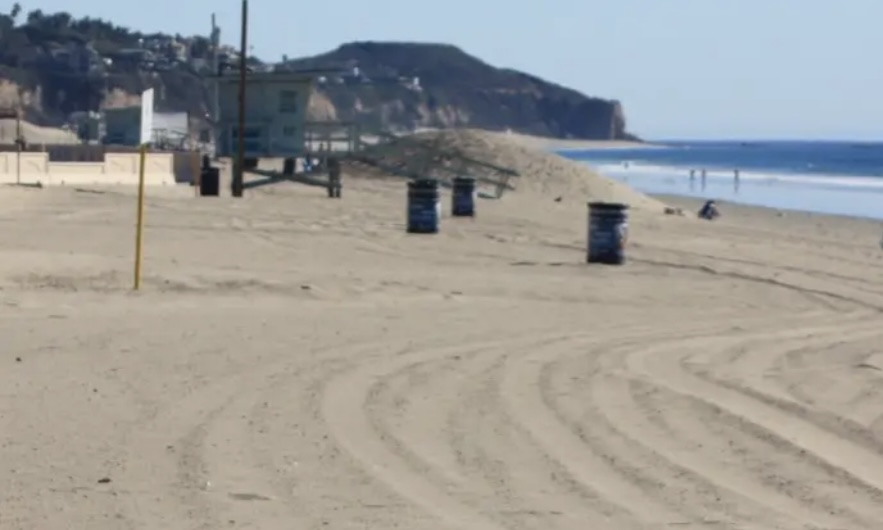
407,179,441,233
587,202,629,264
451,176,476,217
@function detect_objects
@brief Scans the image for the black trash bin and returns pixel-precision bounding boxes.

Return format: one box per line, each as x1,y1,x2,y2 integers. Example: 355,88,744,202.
451,176,476,217
199,167,220,197
586,202,629,264
407,179,440,233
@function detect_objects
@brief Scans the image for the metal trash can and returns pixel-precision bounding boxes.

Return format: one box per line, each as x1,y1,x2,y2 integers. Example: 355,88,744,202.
451,176,476,217
587,202,629,264
199,167,220,197
407,179,441,233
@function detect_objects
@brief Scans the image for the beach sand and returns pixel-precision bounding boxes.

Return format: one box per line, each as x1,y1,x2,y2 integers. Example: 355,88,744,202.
349,131,649,155
491,130,652,151
1,149,883,529
406,128,651,151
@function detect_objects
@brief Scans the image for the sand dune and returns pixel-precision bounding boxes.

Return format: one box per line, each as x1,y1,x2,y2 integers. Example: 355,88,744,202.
1,150,883,529
407,127,651,151
488,129,654,151
363,129,665,210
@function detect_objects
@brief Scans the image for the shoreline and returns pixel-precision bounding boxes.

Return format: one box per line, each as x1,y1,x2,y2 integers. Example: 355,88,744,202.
622,174,883,222
405,127,662,151
560,153,883,221
651,193,883,227
651,194,883,251
493,130,662,151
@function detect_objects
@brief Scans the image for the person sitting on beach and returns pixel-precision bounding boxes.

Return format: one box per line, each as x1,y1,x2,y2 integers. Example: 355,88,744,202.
698,200,720,220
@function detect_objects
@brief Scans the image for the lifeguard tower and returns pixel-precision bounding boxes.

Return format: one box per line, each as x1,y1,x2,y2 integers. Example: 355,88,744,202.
214,71,316,162
212,69,367,195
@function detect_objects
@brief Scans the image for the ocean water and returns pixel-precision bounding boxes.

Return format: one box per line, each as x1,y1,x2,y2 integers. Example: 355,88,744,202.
560,141,883,220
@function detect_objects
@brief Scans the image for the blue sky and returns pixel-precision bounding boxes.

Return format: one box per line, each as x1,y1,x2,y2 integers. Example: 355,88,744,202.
18,0,883,140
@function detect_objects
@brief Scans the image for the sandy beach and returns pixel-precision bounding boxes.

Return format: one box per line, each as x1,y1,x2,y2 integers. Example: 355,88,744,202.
494,131,653,151
404,127,652,151
2,138,883,529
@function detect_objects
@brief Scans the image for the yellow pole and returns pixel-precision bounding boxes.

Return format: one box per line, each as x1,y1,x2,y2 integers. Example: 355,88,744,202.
133,143,147,290
15,110,21,186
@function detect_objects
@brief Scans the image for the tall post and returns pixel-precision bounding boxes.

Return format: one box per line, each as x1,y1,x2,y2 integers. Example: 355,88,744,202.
232,0,248,197
133,143,148,290
210,13,220,158
15,109,21,185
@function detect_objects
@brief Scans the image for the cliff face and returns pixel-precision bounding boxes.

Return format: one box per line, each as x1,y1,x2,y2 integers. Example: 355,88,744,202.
0,11,637,140
293,42,635,140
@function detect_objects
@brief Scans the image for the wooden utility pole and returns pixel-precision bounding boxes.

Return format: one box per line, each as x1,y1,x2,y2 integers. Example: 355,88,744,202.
232,0,248,197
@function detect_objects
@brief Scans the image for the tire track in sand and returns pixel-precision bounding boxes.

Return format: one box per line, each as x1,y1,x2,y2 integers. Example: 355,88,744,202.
494,315,820,528
673,311,883,460
622,316,883,522
653,247,883,300
322,325,715,530
544,353,790,528
365,335,640,529
629,380,880,530
680,310,879,406
585,315,883,528
319,310,849,529
322,337,528,530
247,327,613,529
631,256,883,312
766,332,883,423
689,344,883,466
441,351,638,529
115,338,395,529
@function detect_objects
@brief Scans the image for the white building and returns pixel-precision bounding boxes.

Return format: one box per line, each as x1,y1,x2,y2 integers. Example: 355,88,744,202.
102,107,189,147
151,112,189,147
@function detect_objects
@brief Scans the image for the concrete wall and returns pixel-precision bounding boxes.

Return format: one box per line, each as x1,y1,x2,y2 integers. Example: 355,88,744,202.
171,151,200,185
0,151,186,186
0,143,140,161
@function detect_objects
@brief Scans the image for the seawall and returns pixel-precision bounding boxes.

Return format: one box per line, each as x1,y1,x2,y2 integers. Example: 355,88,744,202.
0,151,198,186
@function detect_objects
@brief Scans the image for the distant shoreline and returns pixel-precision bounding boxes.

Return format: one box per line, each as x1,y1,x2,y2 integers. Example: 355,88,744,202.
490,131,664,151
405,128,664,151
652,193,883,225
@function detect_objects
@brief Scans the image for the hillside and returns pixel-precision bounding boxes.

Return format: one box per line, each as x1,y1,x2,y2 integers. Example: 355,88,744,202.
0,8,639,140
284,42,636,140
